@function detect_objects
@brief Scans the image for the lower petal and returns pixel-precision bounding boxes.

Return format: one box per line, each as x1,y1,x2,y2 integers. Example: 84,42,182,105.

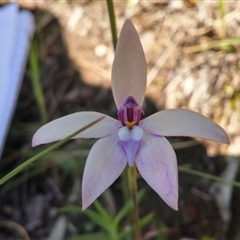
118,125,143,167
136,134,178,210
120,139,141,167
82,134,127,210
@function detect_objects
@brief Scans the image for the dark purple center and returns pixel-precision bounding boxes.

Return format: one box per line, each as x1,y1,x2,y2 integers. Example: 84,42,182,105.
118,96,144,128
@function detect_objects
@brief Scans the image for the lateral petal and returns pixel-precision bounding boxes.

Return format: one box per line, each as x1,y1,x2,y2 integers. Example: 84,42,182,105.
136,134,178,210
111,19,147,109
82,134,127,210
32,112,121,147
140,109,229,144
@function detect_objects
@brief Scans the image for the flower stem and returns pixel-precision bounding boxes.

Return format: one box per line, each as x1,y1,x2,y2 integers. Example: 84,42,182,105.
128,165,142,240
106,0,117,50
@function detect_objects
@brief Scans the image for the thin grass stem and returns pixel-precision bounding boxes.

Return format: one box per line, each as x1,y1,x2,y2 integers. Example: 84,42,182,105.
218,0,226,38
29,42,48,123
179,166,240,188
106,0,117,51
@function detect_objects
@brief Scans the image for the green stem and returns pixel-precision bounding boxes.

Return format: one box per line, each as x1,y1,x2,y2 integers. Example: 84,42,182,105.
0,117,104,185
178,166,240,188
106,0,117,50
128,165,142,240
121,168,130,203
218,0,226,38
109,230,119,240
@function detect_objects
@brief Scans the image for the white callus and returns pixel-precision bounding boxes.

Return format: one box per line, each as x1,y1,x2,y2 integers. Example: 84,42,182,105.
118,125,143,141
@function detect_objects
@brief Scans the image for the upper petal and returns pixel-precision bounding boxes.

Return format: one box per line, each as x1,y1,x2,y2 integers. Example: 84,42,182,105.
82,134,127,210
136,133,178,210
111,19,147,109
140,109,230,144
32,112,121,147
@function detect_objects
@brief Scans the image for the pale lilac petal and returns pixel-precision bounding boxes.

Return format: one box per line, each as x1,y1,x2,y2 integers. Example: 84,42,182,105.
82,134,127,209
32,112,121,147
140,109,229,144
120,139,141,167
136,133,178,210
111,19,147,109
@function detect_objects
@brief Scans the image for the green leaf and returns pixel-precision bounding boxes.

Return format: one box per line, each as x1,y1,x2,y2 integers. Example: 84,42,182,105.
84,209,113,233
72,233,109,240
117,212,154,239
93,200,113,221
140,213,154,227
58,205,82,214
201,236,214,240
114,189,145,226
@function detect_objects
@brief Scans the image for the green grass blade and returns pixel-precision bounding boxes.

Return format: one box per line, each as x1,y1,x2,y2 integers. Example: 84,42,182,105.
84,209,113,233
72,233,109,240
29,42,47,123
114,189,145,226
187,38,240,53
218,0,226,38
93,200,113,221
59,205,82,214
117,212,154,239
140,213,154,227
179,166,240,188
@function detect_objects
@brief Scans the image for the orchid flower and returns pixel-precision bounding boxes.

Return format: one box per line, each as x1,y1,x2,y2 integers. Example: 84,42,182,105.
32,19,229,210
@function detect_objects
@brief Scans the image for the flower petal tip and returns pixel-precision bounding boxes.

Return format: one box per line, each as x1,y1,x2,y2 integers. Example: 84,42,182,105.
223,133,230,145
82,187,95,210
174,205,179,211
164,192,179,211
82,198,90,211
123,18,132,26
213,126,230,144
82,191,99,211
171,198,179,211
32,131,45,147
31,135,39,147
